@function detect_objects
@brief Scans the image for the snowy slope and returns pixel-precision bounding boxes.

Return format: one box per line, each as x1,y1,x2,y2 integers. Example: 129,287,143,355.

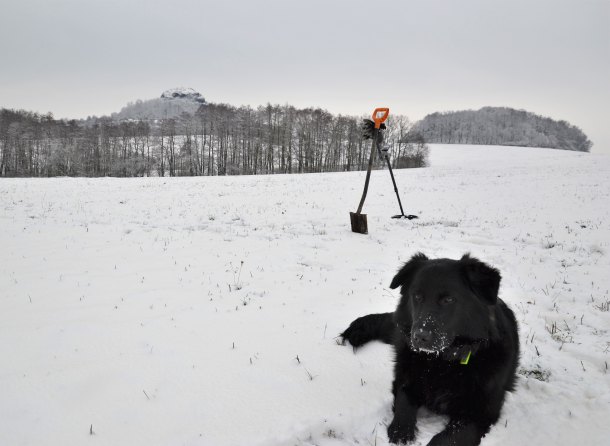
0,144,609,446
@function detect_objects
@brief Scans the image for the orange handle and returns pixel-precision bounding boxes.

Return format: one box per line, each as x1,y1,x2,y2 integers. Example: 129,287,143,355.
372,108,390,129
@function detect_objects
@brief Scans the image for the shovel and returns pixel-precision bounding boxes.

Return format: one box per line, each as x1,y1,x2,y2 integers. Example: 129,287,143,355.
350,108,389,234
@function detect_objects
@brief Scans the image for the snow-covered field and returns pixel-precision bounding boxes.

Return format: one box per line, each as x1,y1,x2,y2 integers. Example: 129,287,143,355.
1,144,609,446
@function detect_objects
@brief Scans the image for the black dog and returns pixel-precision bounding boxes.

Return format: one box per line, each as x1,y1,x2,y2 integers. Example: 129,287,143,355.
341,253,519,446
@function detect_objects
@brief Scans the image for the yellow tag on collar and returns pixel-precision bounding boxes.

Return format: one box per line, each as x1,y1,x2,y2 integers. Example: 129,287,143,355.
460,350,472,365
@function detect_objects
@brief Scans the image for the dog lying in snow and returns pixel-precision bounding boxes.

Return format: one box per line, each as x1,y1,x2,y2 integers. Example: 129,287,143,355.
341,253,519,446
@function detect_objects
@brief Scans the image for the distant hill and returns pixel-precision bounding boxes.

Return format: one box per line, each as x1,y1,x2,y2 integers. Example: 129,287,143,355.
110,87,206,121
413,107,591,152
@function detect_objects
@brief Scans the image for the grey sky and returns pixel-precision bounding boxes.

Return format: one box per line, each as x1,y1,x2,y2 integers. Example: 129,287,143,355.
1,0,608,152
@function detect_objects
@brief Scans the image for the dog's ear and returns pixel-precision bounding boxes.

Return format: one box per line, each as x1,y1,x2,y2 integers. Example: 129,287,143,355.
460,254,501,304
390,253,429,290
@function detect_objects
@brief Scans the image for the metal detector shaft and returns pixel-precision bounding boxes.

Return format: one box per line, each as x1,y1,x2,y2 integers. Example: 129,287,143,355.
383,155,406,216
382,153,418,219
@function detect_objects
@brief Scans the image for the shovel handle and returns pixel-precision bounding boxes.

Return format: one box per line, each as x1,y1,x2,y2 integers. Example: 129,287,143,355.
372,108,390,129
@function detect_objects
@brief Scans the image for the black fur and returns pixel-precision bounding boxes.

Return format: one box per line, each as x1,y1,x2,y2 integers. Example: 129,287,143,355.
341,253,519,445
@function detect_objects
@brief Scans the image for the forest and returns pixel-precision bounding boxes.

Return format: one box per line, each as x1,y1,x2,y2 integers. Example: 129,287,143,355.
1,100,591,178
0,104,427,177
415,107,591,152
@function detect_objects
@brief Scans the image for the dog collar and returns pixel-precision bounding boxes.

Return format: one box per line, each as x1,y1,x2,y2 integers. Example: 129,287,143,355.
440,345,476,363
460,350,472,365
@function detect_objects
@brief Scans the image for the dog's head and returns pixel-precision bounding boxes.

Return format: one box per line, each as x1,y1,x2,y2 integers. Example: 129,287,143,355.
391,253,501,354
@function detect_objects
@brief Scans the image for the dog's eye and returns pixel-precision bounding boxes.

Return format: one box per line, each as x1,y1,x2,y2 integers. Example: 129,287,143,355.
413,294,423,302
440,295,455,305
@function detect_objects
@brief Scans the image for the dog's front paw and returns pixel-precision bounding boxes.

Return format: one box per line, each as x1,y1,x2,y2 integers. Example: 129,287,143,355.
426,421,481,446
387,419,416,445
340,320,368,348
341,313,391,348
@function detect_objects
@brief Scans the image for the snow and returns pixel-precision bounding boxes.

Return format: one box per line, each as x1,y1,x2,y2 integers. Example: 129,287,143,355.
160,87,205,102
1,144,609,446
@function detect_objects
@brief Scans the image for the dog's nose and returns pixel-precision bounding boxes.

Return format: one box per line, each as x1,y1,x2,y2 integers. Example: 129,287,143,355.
412,329,433,349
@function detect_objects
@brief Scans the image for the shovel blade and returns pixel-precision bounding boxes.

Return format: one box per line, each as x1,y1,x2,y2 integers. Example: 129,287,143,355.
350,212,368,234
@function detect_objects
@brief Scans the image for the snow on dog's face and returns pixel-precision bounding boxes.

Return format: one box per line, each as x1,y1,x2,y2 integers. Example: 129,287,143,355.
391,253,501,354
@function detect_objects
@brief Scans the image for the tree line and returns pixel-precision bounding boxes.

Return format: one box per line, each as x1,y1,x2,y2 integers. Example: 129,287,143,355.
0,105,428,177
414,106,591,152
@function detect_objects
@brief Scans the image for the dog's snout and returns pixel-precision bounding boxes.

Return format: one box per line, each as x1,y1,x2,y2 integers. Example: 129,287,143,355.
412,328,434,349
413,329,432,343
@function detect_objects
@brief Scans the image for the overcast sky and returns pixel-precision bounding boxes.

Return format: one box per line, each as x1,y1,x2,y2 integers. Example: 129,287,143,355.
1,0,608,152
